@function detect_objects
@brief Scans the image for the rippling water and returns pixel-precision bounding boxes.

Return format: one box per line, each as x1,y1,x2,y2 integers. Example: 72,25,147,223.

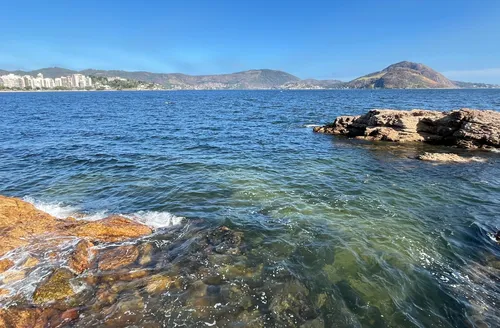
1,90,499,327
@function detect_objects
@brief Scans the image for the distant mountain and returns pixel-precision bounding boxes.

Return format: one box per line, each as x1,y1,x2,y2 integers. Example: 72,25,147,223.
1,62,498,90
280,79,344,90
79,69,300,90
347,61,457,89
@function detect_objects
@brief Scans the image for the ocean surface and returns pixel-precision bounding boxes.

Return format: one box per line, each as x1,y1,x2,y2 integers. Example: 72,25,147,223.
0,89,499,327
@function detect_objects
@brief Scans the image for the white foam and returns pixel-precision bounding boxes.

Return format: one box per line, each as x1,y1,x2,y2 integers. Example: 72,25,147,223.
23,196,108,221
304,124,321,128
23,196,79,219
23,197,182,228
127,211,184,228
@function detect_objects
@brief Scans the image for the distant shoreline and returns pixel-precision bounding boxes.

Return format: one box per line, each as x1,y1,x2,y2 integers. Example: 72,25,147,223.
1,88,499,93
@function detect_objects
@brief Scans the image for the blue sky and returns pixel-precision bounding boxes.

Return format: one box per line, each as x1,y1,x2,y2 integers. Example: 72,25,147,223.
1,0,500,83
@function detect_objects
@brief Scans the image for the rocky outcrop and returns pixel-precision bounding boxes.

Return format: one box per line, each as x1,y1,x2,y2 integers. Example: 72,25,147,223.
0,196,153,257
0,195,327,327
416,152,486,163
313,108,500,150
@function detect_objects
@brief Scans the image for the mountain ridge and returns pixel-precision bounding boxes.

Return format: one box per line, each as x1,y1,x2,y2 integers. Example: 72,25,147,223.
1,62,499,90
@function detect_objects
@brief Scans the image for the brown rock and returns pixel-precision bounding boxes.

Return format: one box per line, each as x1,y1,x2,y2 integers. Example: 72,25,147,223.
0,196,60,256
33,268,75,304
22,256,39,269
0,288,10,297
68,240,95,274
60,308,79,322
314,108,500,150
0,196,153,259
98,245,139,271
416,152,486,163
138,243,154,266
2,270,25,284
0,258,14,273
0,308,61,328
68,215,153,243
145,274,181,294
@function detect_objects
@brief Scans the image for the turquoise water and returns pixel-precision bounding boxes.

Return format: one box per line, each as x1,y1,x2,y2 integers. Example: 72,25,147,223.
0,90,499,327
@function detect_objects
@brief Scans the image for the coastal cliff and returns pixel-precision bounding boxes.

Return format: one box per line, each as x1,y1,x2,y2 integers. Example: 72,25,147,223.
313,108,500,150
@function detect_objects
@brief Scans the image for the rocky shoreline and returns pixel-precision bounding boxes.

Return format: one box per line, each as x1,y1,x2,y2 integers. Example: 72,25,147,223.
0,196,325,327
313,108,500,151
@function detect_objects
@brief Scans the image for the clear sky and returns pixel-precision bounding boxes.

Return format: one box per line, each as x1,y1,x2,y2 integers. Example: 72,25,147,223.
1,0,500,83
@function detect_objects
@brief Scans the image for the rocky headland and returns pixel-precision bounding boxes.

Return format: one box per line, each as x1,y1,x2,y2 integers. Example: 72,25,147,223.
313,108,500,153
0,196,326,327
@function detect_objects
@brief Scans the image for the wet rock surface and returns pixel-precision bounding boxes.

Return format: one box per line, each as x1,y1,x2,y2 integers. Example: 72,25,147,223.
68,240,95,274
0,196,332,327
33,268,76,304
416,152,486,163
313,108,500,150
0,196,153,257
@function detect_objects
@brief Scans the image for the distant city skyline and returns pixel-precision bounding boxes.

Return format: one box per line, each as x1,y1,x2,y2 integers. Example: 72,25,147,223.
0,73,92,89
1,0,500,83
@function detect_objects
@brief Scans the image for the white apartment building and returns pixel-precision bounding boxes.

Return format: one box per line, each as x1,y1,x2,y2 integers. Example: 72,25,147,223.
1,72,93,89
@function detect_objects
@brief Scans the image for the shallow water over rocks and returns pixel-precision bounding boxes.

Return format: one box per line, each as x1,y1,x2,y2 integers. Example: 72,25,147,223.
0,90,499,327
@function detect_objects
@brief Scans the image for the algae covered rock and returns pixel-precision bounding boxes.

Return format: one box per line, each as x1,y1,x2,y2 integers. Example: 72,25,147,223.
33,268,75,304
270,280,319,326
207,226,243,255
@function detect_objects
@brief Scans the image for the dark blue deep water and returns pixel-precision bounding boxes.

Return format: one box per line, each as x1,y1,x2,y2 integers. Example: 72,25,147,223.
0,90,499,327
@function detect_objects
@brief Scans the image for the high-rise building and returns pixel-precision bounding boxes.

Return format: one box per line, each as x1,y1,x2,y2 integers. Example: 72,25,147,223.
0,72,94,90
0,74,24,88
23,76,34,89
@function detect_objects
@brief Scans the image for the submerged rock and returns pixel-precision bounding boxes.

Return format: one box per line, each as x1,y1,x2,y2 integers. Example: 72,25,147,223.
68,240,95,274
145,274,181,294
2,270,26,284
270,280,319,326
22,256,40,269
0,307,72,328
98,245,139,271
207,226,244,255
0,259,14,273
314,108,500,150
33,268,75,304
416,152,486,163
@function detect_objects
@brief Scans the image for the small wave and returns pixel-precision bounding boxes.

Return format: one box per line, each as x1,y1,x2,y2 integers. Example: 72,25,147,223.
23,197,182,228
23,196,79,219
127,211,184,228
304,124,321,128
23,196,107,221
